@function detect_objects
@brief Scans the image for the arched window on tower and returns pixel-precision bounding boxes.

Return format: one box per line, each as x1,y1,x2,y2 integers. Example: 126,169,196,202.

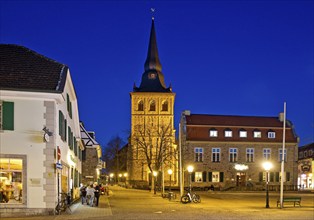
161,101,168,111
149,100,156,111
137,100,144,111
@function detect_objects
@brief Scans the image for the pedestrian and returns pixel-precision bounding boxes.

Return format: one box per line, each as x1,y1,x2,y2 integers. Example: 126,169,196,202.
80,184,87,204
94,182,100,207
86,184,95,207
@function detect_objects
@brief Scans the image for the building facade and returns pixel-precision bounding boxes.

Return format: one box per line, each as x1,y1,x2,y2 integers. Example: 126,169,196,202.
180,111,299,191
0,44,83,216
298,142,314,190
80,122,103,185
128,19,177,188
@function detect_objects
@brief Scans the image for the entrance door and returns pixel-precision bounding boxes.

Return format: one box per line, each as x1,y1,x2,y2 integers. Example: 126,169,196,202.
236,172,246,186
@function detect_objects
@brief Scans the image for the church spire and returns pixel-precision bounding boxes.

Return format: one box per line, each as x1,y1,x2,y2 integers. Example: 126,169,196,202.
144,18,162,73
133,18,171,93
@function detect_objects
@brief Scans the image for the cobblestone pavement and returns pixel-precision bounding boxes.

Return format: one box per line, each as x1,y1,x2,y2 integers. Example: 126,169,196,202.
1,186,313,220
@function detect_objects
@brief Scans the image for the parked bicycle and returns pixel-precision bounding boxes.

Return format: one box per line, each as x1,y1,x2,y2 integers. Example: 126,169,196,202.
181,189,201,204
55,192,71,215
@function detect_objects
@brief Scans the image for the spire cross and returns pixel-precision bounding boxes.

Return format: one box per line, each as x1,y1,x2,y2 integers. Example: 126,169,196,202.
151,8,155,20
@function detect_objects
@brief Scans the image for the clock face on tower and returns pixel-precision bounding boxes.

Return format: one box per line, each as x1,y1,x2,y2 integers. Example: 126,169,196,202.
148,73,156,79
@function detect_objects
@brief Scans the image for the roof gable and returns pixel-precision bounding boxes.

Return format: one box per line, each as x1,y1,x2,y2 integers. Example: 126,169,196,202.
0,44,68,92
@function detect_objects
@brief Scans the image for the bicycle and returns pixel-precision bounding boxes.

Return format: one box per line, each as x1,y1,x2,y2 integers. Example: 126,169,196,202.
181,189,201,204
55,192,71,215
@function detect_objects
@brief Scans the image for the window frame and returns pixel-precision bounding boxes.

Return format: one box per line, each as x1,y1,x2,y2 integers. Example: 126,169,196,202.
149,100,156,112
194,147,203,162
268,131,276,139
195,172,203,182
263,148,271,160
212,148,220,162
239,130,247,138
246,148,254,162
229,148,238,162
253,130,261,138
278,148,287,162
224,129,232,138
209,129,218,137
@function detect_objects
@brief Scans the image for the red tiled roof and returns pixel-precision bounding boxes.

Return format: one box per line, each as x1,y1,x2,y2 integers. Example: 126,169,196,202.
186,114,286,128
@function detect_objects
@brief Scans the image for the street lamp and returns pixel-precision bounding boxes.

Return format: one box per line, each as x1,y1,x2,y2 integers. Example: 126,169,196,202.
167,169,173,192
153,171,158,195
262,161,273,208
187,165,194,193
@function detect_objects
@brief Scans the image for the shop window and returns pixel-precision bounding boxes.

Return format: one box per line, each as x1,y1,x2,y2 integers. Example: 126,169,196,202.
0,158,23,204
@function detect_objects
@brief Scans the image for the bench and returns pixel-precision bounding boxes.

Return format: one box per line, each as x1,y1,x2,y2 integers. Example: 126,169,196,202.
277,197,301,207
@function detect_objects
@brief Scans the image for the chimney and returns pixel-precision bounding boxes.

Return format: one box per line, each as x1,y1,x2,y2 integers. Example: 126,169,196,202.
279,112,284,122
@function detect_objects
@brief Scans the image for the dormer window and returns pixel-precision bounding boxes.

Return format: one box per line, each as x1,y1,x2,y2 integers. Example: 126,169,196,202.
253,130,261,138
224,129,232,137
209,129,218,137
239,129,247,138
267,130,276,139
161,101,168,111
137,100,144,111
149,100,156,111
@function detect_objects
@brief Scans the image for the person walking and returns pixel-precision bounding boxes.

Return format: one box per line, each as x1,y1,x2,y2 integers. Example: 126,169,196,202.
86,184,95,207
80,184,87,204
94,182,100,207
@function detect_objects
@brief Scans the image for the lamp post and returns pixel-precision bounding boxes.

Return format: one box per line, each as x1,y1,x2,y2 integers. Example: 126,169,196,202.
109,173,114,185
187,165,194,193
168,169,173,192
153,171,158,195
123,173,128,188
118,173,122,183
262,161,273,208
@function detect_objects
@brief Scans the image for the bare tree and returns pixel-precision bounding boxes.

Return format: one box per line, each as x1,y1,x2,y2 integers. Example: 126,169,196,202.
103,136,125,181
133,121,177,192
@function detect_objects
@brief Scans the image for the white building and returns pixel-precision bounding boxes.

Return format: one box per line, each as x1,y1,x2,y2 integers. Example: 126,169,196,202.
0,44,84,216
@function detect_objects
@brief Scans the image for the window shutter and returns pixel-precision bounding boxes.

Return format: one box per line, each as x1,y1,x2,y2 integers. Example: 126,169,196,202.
59,111,62,136
275,172,280,182
3,101,14,130
191,172,195,182
259,172,263,182
219,172,224,182
64,119,67,141
202,171,207,182
208,172,212,182
270,172,274,182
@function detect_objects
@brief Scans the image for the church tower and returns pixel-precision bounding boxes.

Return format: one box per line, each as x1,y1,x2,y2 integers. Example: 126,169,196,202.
129,18,176,187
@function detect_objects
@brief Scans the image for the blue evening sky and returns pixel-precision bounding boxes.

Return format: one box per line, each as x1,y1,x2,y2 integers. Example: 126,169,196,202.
1,0,313,147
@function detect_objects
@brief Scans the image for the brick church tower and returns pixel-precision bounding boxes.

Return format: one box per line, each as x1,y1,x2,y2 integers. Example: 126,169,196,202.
128,18,176,188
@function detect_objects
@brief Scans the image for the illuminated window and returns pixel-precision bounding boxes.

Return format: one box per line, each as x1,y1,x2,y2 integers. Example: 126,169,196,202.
137,100,144,111
149,101,156,111
212,172,220,182
194,148,203,162
195,172,202,182
209,129,218,137
253,130,261,138
229,148,238,162
246,148,254,162
239,129,247,138
263,148,271,160
225,129,232,137
0,157,24,204
212,148,220,162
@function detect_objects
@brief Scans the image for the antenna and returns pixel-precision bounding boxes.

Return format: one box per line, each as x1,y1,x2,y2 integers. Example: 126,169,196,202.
151,7,155,20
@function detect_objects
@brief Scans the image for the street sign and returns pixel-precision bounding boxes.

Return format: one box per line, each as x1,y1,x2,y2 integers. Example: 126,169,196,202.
56,162,62,169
